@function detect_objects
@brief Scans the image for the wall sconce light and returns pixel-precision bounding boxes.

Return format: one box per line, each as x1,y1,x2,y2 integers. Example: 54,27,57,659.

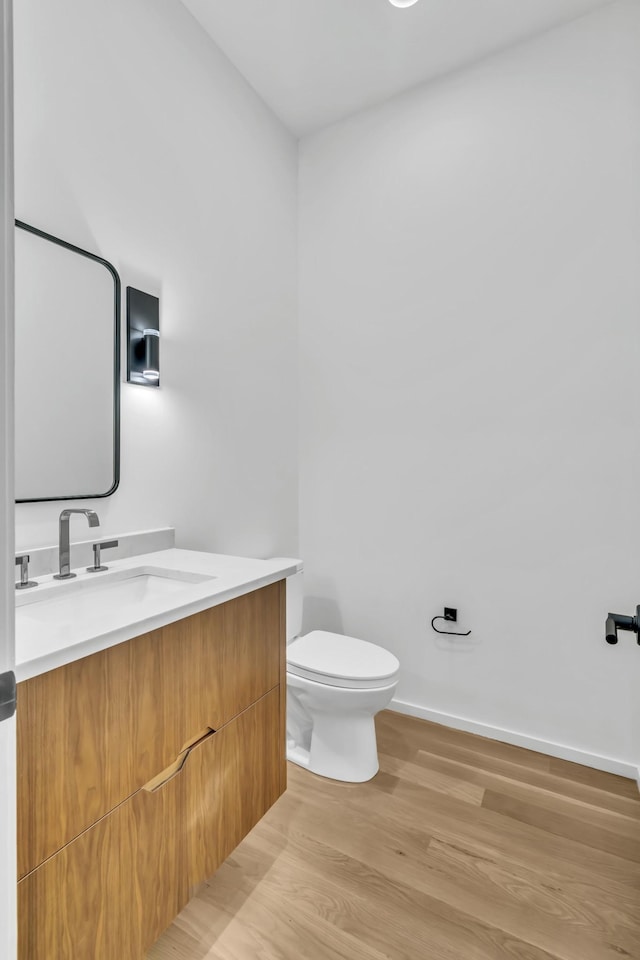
127,287,160,386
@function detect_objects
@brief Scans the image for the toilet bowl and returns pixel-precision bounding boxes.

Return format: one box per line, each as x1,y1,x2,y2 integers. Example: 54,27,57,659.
277,565,400,783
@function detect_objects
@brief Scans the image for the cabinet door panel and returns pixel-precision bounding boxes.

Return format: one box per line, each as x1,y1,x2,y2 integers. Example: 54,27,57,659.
18,773,186,960
216,584,282,723
185,687,281,893
17,620,186,880
184,583,282,735
18,582,284,879
18,689,283,960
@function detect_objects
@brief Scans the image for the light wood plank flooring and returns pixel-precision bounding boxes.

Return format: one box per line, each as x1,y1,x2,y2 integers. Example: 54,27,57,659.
148,710,640,960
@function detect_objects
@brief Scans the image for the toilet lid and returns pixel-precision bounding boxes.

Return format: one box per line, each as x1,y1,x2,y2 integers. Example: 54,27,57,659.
287,631,400,689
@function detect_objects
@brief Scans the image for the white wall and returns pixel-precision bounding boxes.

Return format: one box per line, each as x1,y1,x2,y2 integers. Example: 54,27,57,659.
299,0,640,772
14,0,298,558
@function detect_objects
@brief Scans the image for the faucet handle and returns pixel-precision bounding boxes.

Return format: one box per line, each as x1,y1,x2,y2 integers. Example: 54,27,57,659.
87,539,119,573
15,554,37,590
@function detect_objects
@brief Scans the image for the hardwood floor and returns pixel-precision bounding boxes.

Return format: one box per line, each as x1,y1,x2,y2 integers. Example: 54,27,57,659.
147,710,640,960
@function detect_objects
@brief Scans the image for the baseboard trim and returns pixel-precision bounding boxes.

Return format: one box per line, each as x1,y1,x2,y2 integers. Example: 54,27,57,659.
389,698,638,781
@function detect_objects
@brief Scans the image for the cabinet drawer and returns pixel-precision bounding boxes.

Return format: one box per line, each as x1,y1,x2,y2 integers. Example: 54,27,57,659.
18,581,284,879
18,687,282,960
184,682,283,893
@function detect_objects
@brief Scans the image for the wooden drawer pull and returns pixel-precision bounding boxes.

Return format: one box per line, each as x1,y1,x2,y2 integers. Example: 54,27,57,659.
179,725,218,755
142,727,216,793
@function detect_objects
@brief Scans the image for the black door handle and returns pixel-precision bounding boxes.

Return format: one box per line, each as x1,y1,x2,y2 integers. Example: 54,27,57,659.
605,607,640,645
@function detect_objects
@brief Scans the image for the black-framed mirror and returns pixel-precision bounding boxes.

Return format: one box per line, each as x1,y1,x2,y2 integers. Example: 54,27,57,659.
14,220,120,502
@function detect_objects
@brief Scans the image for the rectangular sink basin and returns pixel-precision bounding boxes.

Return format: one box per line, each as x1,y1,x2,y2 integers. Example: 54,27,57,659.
16,566,216,629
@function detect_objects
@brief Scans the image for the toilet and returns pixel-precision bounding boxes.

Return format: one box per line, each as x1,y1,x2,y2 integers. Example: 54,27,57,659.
282,567,400,783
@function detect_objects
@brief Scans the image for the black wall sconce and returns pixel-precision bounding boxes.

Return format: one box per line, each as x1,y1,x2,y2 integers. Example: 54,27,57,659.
127,287,160,386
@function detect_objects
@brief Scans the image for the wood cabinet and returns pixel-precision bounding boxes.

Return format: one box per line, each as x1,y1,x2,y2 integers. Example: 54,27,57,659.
17,581,287,960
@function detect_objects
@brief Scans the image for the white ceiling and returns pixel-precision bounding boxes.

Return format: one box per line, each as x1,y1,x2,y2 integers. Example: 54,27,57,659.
181,0,611,137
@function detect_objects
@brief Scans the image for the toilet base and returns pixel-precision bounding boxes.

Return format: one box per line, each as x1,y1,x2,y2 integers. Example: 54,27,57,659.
286,674,397,783
287,718,380,782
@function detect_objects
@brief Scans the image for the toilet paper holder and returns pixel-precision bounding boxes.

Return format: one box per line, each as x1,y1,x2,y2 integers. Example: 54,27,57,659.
431,607,471,637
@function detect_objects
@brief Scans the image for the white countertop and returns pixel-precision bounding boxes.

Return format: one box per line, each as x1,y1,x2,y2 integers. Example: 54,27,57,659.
15,549,301,682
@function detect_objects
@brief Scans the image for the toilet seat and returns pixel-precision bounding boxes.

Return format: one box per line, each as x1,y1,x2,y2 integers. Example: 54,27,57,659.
287,630,400,689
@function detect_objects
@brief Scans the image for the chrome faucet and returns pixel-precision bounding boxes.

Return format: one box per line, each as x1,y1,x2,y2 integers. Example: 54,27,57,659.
54,509,100,580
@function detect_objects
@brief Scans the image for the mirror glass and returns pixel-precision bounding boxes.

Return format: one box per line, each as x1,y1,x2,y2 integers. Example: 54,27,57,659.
14,222,120,502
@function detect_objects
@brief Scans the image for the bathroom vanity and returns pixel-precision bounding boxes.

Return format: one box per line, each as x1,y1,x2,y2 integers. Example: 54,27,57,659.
14,550,296,959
